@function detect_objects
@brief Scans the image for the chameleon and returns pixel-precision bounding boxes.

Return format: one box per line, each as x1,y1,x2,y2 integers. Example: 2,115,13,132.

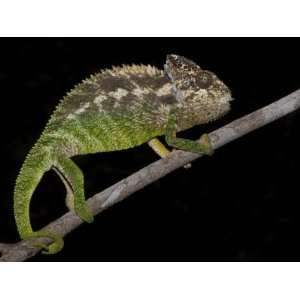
14,54,233,254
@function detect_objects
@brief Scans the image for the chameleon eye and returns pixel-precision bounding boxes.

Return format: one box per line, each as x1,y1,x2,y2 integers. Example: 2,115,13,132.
195,71,212,89
177,71,212,90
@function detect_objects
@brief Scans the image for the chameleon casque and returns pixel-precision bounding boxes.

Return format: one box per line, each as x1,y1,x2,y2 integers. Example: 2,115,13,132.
14,54,233,254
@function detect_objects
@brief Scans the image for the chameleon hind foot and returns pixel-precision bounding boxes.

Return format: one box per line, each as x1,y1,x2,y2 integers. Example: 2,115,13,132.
75,204,94,223
62,188,93,223
26,230,64,255
64,186,93,223
64,187,93,223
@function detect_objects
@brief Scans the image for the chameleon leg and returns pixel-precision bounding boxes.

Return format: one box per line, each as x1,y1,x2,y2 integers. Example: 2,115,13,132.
148,138,192,168
165,111,214,155
53,167,75,212
148,138,171,157
54,155,94,223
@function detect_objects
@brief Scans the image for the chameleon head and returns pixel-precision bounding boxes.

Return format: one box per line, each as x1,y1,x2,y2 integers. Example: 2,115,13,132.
164,54,233,129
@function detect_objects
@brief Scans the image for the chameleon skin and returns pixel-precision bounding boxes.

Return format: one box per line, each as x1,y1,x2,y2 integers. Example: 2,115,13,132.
14,54,232,254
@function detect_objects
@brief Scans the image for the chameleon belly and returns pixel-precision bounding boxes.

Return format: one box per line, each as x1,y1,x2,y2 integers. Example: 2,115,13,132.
41,113,166,156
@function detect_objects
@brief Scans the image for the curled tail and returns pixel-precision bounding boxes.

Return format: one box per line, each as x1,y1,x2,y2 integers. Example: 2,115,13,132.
13,145,64,254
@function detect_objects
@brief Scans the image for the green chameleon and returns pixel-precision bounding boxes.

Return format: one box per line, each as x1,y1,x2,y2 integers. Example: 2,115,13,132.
14,54,232,254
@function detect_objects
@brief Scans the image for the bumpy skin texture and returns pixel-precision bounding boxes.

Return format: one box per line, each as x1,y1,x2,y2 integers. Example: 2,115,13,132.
14,54,232,254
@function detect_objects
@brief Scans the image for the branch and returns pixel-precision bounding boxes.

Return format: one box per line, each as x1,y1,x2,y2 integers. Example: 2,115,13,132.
1,88,300,261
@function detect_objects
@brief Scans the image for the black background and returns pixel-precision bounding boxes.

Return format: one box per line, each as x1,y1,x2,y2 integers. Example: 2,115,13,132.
0,38,300,262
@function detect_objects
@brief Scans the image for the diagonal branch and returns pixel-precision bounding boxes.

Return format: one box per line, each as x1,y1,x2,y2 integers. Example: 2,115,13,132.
1,88,300,261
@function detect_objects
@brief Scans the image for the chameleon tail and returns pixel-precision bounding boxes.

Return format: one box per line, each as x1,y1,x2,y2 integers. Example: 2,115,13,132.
13,145,64,254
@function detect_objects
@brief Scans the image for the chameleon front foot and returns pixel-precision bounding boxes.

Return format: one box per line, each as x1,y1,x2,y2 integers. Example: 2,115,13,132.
165,130,214,156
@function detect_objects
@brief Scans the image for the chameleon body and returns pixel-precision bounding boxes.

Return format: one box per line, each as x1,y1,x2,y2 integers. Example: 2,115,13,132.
14,54,232,254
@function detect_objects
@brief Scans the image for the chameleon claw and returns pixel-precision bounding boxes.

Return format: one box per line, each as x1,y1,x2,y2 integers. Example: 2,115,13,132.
183,163,192,169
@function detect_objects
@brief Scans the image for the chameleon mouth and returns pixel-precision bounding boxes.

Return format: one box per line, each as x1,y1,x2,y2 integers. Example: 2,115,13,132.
220,94,234,104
